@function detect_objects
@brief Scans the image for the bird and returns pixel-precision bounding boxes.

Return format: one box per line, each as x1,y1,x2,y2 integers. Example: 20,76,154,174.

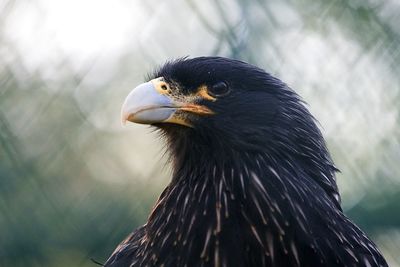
105,57,388,267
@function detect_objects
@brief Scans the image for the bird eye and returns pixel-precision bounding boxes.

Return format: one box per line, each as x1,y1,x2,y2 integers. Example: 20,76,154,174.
209,81,230,97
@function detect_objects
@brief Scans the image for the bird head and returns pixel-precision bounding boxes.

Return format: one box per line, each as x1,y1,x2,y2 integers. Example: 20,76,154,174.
122,57,336,181
123,57,318,151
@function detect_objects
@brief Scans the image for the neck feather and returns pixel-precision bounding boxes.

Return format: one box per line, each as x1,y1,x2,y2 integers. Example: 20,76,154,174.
138,148,339,266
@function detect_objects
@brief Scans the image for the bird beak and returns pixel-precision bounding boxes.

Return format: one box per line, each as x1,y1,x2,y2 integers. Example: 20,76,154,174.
121,78,214,127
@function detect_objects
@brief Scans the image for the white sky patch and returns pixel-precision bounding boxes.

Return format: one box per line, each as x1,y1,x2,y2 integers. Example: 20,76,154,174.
3,0,139,71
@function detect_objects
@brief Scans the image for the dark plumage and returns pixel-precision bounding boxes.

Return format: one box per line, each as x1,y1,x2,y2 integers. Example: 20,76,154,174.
106,57,388,266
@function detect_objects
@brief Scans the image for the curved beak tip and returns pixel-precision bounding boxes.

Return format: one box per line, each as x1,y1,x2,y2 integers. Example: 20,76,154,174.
120,108,129,126
121,110,138,126
121,117,127,126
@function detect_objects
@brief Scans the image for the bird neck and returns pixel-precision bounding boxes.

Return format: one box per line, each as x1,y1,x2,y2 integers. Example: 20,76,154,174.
143,149,333,266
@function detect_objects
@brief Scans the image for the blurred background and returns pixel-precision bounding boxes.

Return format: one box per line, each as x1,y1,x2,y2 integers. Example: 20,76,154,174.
0,0,399,266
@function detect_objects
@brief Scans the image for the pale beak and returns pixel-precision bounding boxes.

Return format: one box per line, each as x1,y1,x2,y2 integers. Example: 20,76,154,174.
121,79,215,127
121,81,177,125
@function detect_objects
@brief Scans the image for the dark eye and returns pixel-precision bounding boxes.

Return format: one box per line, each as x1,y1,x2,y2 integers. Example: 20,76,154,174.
209,81,230,96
